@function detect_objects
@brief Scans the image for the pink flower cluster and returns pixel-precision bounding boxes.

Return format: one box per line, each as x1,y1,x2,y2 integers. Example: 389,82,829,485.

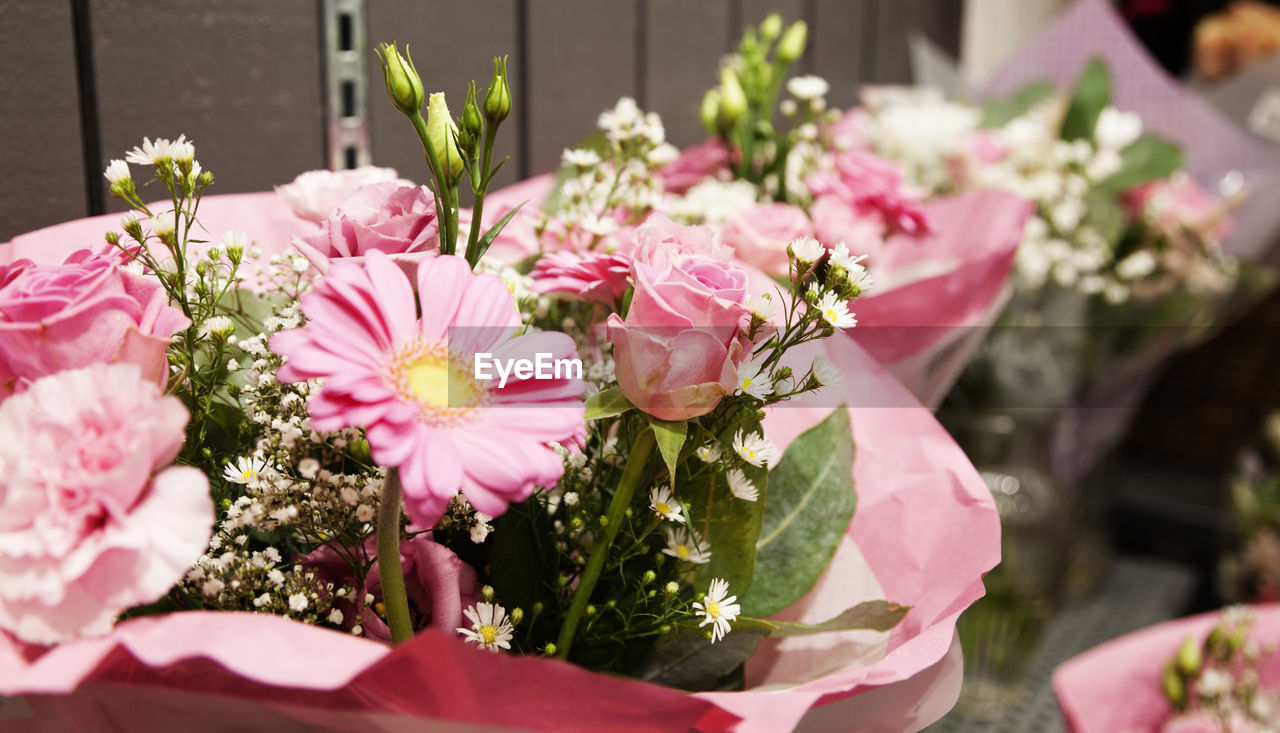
292,181,441,276
806,149,933,239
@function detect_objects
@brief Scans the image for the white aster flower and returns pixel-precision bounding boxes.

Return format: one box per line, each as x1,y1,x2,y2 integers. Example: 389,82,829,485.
223,455,271,485
457,602,515,651
103,159,130,185
732,430,781,468
788,236,826,264
810,354,842,388
647,142,679,167
747,292,777,320
735,360,774,400
787,75,830,101
726,469,758,502
815,290,857,330
562,148,601,168
649,486,685,524
662,525,711,564
695,444,721,463
288,594,309,613
124,134,192,165
694,578,740,643
829,242,872,289
198,315,234,339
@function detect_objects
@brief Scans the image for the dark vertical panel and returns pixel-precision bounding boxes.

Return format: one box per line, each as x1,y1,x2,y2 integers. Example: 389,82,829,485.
0,2,88,241
872,0,963,84
526,0,637,175
91,1,326,211
645,0,731,148
813,0,872,110
366,0,519,194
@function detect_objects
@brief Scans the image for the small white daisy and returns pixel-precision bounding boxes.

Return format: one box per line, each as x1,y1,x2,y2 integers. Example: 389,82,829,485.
695,444,721,463
747,292,777,320
222,455,271,485
649,486,685,524
829,242,870,283
726,469,758,501
457,602,515,651
815,290,857,330
735,360,774,400
787,75,830,101
788,236,826,264
694,578,741,643
810,354,842,388
103,159,130,185
732,430,781,468
562,148,602,168
198,315,234,339
661,526,711,564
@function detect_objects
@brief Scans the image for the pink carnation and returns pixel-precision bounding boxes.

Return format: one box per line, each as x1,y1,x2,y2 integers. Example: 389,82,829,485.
304,535,479,642
529,251,633,305
807,150,933,237
608,218,753,421
271,250,586,527
1126,174,1234,242
0,363,212,644
0,249,189,399
291,181,441,277
659,139,733,194
275,166,409,224
721,202,814,274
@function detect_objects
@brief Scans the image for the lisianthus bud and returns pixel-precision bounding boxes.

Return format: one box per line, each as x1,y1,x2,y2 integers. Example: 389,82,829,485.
376,43,424,115
718,69,747,127
777,21,808,64
759,13,782,42
427,92,464,183
484,56,512,125
1175,635,1201,676
700,89,722,134
458,81,483,157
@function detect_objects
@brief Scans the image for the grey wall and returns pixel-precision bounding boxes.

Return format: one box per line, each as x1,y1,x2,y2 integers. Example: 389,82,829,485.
0,0,961,243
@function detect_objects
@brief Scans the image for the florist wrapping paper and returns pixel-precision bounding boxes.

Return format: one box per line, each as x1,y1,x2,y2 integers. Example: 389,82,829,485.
1053,604,1280,733
0,193,998,731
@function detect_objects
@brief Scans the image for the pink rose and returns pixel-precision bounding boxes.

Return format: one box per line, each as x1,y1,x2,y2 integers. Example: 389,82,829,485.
0,363,212,644
274,166,408,223
807,150,933,237
721,202,814,274
0,249,189,399
824,108,870,151
659,139,732,194
631,213,732,267
304,535,480,642
291,181,440,277
810,195,887,262
530,251,633,305
607,219,752,421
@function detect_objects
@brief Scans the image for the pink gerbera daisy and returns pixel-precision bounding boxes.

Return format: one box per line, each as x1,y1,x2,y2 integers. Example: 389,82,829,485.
271,250,586,527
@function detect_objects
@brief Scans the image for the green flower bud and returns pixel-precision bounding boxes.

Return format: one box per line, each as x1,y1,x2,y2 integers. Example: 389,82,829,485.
759,13,782,43
531,601,543,615
1176,635,1201,676
376,43,425,116
481,585,495,602
458,81,483,157
543,642,557,656
718,68,747,127
511,607,524,625
642,570,657,585
198,170,214,187
585,604,596,618
427,92,465,183
484,56,512,125
700,89,722,134
777,21,808,64
1162,661,1186,709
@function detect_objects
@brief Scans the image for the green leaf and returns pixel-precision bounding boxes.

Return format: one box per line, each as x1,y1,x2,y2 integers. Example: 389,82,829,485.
633,627,761,691
584,387,633,420
1060,57,1111,141
690,432,768,594
1080,189,1128,249
1095,135,1186,193
737,600,912,637
741,407,856,617
980,80,1055,128
649,417,687,482
489,506,558,624
473,201,526,263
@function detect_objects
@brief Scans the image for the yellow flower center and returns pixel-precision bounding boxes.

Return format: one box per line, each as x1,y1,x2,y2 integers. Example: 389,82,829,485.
742,376,752,390
385,340,486,426
479,624,499,645
656,502,671,515
706,600,721,618
823,307,838,322
241,469,257,481
675,545,690,560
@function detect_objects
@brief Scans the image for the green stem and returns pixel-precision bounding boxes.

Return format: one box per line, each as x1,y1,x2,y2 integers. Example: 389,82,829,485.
555,428,655,659
377,467,414,644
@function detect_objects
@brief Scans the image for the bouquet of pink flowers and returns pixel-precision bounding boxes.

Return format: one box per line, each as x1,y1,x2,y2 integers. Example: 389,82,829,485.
0,37,999,732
